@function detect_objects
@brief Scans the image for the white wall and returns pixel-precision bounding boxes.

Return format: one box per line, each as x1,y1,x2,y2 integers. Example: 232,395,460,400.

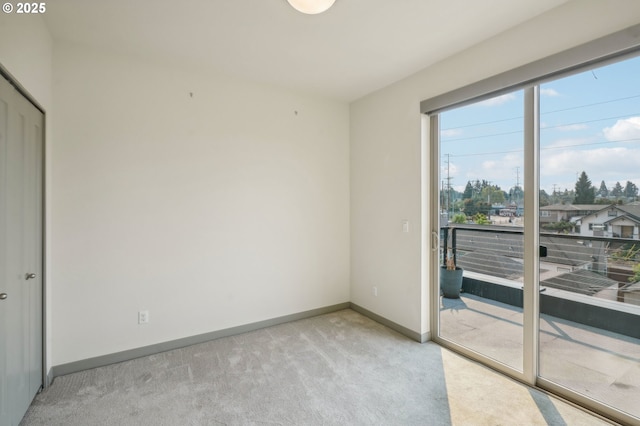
0,13,54,374
349,0,640,336
51,42,350,365
0,15,52,107
5,0,640,371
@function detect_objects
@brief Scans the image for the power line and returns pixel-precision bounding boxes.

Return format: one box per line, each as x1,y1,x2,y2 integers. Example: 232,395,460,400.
440,93,640,131
446,137,640,158
542,93,640,115
442,112,640,143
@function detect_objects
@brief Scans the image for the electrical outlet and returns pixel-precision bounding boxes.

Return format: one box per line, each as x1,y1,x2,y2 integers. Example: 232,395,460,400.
373,286,378,297
138,310,149,324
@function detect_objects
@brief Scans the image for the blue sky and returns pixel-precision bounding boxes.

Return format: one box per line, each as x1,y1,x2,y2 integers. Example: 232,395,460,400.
440,54,640,197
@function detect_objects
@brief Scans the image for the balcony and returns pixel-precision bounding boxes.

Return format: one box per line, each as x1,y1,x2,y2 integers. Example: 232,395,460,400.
439,225,640,420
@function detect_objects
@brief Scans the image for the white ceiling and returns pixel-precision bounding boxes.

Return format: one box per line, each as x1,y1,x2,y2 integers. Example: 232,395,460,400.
43,0,569,102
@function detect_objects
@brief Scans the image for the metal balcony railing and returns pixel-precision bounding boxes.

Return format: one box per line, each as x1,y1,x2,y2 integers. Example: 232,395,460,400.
439,224,640,339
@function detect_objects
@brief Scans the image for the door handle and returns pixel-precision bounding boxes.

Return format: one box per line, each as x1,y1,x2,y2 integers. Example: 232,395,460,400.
0,293,7,300
25,273,36,280
431,231,439,251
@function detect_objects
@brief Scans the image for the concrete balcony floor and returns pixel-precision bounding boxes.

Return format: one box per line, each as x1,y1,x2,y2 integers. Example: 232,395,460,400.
440,293,640,420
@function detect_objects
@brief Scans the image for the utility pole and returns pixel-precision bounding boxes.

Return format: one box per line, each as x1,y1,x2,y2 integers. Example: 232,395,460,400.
515,167,521,206
445,154,453,219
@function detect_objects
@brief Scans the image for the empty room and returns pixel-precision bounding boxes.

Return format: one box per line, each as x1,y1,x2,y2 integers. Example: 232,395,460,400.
2,0,640,424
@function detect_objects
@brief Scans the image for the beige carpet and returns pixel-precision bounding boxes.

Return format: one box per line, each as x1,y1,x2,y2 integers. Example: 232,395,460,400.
21,309,610,425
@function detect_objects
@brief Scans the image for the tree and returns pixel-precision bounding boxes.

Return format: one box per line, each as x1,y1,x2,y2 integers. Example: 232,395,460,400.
541,220,574,233
630,263,640,283
452,213,467,224
597,180,609,198
463,198,490,216
558,188,575,205
473,213,491,225
574,171,595,204
540,190,551,207
624,181,638,199
473,179,482,195
462,181,474,200
509,185,523,204
611,181,624,197
481,185,505,205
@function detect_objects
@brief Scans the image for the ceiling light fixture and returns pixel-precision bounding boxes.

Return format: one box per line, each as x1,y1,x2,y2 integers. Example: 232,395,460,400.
287,0,336,15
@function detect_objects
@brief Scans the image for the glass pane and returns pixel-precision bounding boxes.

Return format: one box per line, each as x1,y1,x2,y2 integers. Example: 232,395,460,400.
538,55,640,420
439,90,524,371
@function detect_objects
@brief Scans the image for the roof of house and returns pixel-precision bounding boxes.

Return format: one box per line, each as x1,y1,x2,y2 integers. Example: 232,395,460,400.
456,251,523,280
604,215,640,226
622,282,640,292
541,269,618,296
581,203,640,222
540,204,606,212
617,203,640,220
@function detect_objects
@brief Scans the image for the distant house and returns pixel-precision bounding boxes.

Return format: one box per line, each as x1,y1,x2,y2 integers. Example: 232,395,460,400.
539,204,602,225
576,203,640,239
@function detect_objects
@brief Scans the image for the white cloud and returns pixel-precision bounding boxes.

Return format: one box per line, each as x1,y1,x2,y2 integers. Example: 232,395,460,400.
441,162,459,177
542,137,591,150
441,128,462,138
541,146,640,186
464,154,523,190
603,116,640,141
482,160,496,170
540,88,560,97
556,124,588,131
477,93,516,107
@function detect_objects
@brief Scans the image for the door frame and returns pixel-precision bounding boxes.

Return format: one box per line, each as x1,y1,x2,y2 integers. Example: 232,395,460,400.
423,26,640,424
0,62,48,390
427,104,536,385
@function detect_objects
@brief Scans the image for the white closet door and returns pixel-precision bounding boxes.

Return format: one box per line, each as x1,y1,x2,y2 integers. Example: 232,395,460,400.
0,73,44,426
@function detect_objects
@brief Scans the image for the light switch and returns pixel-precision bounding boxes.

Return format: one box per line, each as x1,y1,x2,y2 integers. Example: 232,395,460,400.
402,220,409,233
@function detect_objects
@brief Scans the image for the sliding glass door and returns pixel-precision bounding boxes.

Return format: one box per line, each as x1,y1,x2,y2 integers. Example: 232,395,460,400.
431,52,640,424
437,90,525,373
537,54,640,421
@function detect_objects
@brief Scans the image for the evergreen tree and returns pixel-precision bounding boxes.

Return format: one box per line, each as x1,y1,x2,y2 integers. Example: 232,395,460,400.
560,189,575,204
473,179,482,196
463,181,473,200
624,181,638,198
611,181,624,197
540,190,551,207
509,186,523,204
574,171,595,204
597,180,609,198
